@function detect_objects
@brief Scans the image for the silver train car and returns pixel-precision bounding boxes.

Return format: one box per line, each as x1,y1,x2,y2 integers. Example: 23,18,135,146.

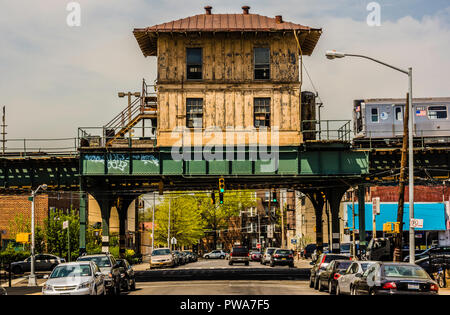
353,97,450,145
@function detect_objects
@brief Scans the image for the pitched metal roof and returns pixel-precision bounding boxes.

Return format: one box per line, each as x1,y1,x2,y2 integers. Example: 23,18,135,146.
133,12,322,57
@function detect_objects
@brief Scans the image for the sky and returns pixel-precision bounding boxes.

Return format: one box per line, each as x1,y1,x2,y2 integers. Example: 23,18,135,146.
0,0,449,144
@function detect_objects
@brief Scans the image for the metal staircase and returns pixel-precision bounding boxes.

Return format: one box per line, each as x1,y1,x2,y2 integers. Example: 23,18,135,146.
104,79,157,146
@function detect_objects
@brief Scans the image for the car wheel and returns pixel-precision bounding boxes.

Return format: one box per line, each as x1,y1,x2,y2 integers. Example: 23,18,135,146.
115,281,121,296
336,284,341,295
289,263,294,268
328,281,335,295
220,255,225,259
245,262,249,266
370,289,376,296
205,256,209,259
229,261,233,266
350,286,356,295
314,278,319,290
318,280,325,292
131,279,136,291
309,276,314,288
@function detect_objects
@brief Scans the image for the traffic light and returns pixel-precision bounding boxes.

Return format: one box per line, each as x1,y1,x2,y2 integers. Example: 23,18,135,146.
272,191,277,202
219,192,224,204
219,178,225,193
211,192,216,205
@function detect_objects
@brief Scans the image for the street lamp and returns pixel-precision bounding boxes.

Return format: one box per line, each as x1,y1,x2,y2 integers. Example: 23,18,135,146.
28,183,47,286
326,50,415,263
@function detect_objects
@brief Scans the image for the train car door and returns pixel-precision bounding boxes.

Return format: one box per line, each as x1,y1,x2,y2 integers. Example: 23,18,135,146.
393,105,404,137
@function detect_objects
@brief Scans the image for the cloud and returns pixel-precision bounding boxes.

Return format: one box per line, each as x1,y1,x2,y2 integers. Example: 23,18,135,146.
0,0,448,143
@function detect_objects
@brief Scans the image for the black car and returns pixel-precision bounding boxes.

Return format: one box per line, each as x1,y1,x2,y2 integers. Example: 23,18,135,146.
77,254,121,295
10,254,65,274
270,249,294,268
183,251,198,262
318,259,352,294
353,262,439,295
404,246,450,262
116,259,136,292
309,254,350,290
302,244,316,259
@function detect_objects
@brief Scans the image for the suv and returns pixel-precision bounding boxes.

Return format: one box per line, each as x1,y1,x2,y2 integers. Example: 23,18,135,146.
309,253,349,290
77,254,121,295
270,249,294,268
229,245,250,266
261,248,277,265
11,254,65,274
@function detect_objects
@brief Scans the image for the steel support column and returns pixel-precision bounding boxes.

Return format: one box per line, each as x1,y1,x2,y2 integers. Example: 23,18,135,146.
324,187,348,254
358,185,367,252
79,179,87,254
116,195,138,258
304,191,325,253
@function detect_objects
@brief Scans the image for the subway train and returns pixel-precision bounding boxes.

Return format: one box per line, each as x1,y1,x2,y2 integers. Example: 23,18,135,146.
353,97,450,146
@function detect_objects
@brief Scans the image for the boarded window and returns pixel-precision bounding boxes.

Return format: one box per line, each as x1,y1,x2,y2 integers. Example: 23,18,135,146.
371,107,379,123
186,48,202,80
254,98,271,127
428,106,447,119
254,47,270,80
186,98,203,128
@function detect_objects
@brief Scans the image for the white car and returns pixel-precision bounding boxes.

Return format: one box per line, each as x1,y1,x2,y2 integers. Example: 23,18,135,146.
336,260,378,295
42,261,106,295
150,248,175,268
261,248,278,265
203,250,226,259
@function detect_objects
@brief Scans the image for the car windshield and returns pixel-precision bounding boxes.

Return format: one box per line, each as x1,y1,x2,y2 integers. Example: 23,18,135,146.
324,255,349,263
267,248,276,254
50,265,91,278
77,256,111,268
232,247,248,253
336,261,352,270
383,265,429,279
276,250,292,255
152,249,171,256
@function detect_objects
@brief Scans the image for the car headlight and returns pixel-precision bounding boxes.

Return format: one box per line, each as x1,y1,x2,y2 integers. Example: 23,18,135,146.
43,284,53,291
120,273,126,278
78,282,91,289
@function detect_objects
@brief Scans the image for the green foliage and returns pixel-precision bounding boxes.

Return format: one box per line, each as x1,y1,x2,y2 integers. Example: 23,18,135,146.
45,208,80,261
0,243,30,266
154,194,204,247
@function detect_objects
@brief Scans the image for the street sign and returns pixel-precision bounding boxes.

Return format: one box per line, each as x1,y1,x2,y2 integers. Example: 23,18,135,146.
291,239,297,244
16,233,31,244
62,220,69,229
171,237,177,245
372,197,380,215
410,218,424,228
256,243,261,249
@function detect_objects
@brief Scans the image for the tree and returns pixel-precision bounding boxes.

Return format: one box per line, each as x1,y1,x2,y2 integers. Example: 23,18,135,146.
154,195,204,248
45,208,79,260
7,213,45,252
199,190,256,249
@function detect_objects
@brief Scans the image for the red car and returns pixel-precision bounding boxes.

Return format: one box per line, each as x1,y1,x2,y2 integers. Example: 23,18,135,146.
250,251,262,262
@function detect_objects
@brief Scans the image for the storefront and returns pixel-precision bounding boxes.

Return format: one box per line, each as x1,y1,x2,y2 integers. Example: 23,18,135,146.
344,202,449,248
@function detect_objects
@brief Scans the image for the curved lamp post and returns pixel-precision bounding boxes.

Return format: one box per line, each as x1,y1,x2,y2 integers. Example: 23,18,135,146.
325,50,415,263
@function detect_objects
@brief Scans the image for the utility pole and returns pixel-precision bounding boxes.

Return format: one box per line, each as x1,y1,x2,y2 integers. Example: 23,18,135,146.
394,93,410,262
152,192,155,252
1,106,6,155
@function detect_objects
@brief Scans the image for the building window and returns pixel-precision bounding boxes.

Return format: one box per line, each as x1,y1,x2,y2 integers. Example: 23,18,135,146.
254,47,270,80
186,48,202,80
186,98,203,128
371,107,379,123
428,106,447,119
254,98,271,127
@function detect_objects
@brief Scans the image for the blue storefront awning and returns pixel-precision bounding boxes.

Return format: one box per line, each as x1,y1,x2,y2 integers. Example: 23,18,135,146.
346,203,447,231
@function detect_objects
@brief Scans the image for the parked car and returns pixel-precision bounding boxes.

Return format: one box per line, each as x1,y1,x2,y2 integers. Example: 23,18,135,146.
203,250,226,259
149,248,175,269
11,254,65,274
318,259,352,294
261,247,277,265
339,243,352,256
270,249,294,268
42,261,105,295
183,251,198,263
309,253,349,290
311,245,329,262
415,253,450,276
250,251,262,262
336,260,378,295
229,245,250,266
116,259,136,292
302,244,316,259
173,251,186,265
352,262,439,295
77,253,121,295
404,246,450,262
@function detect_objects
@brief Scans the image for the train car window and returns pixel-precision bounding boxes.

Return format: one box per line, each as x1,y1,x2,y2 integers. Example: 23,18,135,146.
371,108,379,123
428,106,447,119
395,107,403,121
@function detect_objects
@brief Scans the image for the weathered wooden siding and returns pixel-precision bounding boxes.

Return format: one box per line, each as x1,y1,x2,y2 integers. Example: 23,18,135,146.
157,33,299,83
156,32,302,147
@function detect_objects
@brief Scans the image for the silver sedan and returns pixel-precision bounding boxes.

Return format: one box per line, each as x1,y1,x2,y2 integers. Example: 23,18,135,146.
42,261,105,295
